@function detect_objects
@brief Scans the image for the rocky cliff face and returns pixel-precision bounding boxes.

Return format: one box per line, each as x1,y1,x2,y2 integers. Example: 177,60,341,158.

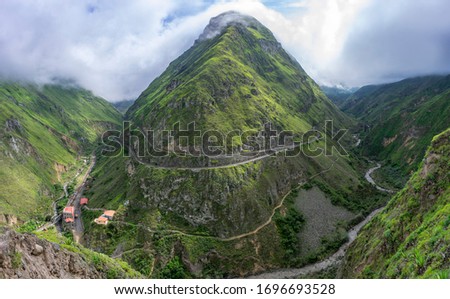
0,229,100,278
0,228,141,278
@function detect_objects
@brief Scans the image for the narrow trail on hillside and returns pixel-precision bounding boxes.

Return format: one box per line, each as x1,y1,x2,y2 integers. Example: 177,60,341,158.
108,156,340,250
221,157,340,241
247,206,383,278
247,163,394,278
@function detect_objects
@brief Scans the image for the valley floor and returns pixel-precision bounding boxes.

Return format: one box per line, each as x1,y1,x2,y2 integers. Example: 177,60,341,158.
247,162,394,278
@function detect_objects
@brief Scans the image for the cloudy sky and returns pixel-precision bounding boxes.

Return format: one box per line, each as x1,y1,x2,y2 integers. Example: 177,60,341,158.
1,0,449,101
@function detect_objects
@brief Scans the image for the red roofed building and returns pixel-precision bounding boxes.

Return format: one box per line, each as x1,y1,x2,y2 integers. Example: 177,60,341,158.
94,216,109,225
80,198,89,205
63,206,75,226
103,210,116,220
94,210,116,225
63,206,75,219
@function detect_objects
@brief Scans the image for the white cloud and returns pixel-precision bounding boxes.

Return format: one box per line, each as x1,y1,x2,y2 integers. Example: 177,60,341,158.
0,0,448,101
247,0,371,84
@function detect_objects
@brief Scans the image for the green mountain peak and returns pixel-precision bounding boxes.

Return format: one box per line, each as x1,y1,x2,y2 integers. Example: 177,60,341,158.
126,12,350,138
196,11,272,41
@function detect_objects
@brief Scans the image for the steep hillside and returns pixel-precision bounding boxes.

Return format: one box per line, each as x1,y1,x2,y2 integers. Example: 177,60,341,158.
127,11,351,141
343,75,450,175
0,82,121,221
0,227,141,278
113,99,135,114
84,12,384,278
320,85,356,107
342,128,450,278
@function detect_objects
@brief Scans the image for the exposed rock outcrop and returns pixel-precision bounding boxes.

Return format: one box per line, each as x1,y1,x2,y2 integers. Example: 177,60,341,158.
0,215,18,226
0,229,141,278
0,229,102,278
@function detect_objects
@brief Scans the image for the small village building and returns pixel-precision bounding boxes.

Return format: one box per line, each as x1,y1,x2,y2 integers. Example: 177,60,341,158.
103,210,116,220
94,210,116,225
94,216,109,225
63,206,75,219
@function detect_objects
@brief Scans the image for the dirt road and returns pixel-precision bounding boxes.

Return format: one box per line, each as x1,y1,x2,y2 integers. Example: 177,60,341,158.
247,163,394,278
247,207,383,278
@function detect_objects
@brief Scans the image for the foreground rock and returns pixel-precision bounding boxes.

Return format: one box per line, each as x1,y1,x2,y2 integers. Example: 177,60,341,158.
0,228,141,278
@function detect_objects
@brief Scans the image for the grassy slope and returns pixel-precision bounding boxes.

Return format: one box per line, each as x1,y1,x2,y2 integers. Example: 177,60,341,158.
84,147,385,278
342,128,450,278
0,82,121,220
343,75,450,175
84,14,378,277
127,17,352,136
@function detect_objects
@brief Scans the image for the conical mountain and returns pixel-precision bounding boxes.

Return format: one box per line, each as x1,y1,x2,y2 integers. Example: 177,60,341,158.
85,12,375,278
127,11,350,137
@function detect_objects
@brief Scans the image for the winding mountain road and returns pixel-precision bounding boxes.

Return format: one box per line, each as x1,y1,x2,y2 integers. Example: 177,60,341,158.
109,158,393,278
109,156,340,245
114,134,394,277
247,207,383,278
131,137,322,171
246,162,394,278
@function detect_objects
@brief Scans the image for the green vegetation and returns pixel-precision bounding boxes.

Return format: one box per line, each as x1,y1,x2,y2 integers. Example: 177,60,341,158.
272,189,306,264
127,13,352,141
158,256,190,279
11,251,22,269
17,220,44,233
0,82,121,220
274,205,305,262
34,227,142,278
343,75,450,176
312,178,386,214
1,11,448,280
83,13,374,277
320,85,356,107
370,164,407,191
342,128,450,278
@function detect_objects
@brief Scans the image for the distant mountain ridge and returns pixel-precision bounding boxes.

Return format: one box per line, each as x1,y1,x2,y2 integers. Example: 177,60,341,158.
320,85,357,107
112,99,135,114
343,75,450,175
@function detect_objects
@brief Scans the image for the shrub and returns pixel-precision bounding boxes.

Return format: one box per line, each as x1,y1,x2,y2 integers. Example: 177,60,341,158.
12,252,22,269
106,268,119,279
274,207,305,262
158,256,189,279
